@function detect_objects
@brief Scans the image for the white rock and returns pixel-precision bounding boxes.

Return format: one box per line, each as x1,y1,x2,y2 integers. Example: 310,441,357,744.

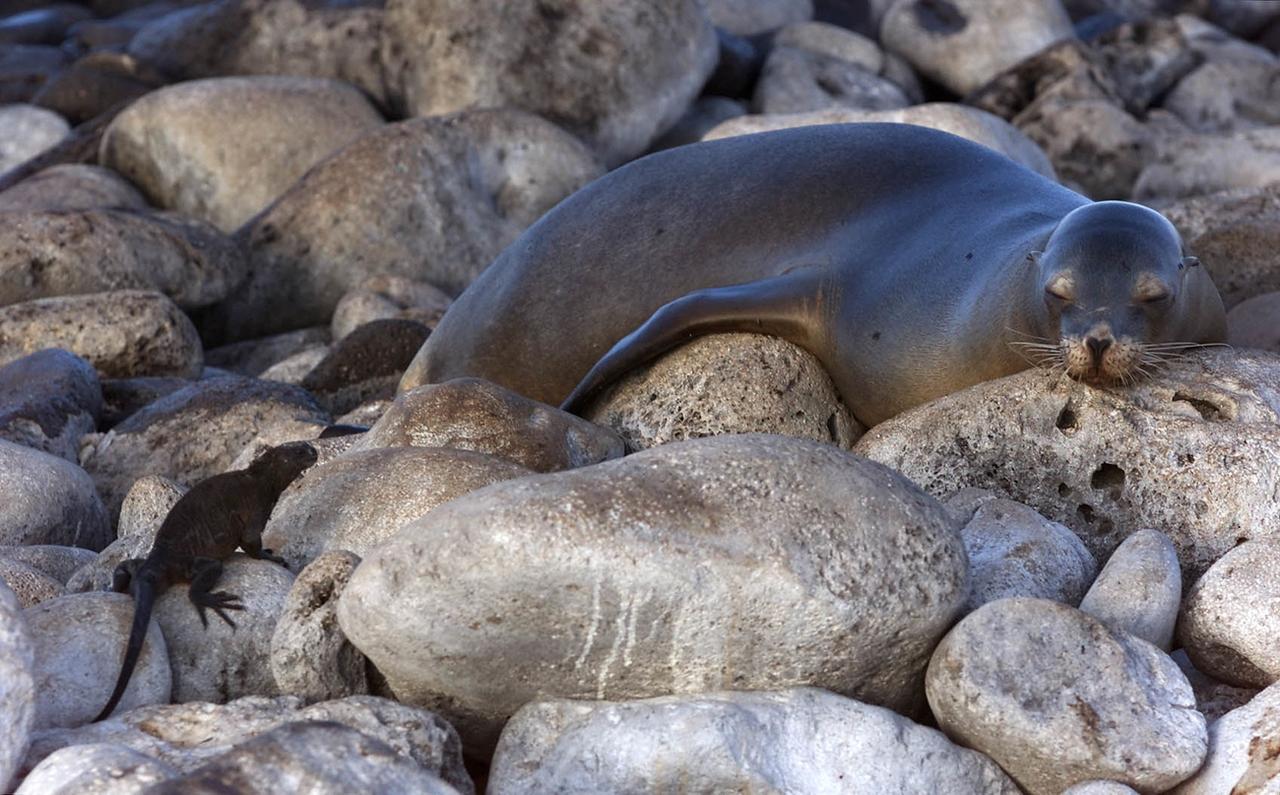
1178,540,1280,688
1079,528,1181,650
0,582,35,793
0,104,68,175
14,743,177,795
25,593,170,728
1170,680,1280,794
926,597,1207,794
490,688,1019,794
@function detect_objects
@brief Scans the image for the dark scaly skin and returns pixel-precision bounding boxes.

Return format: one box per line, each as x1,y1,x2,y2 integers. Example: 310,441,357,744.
94,441,318,722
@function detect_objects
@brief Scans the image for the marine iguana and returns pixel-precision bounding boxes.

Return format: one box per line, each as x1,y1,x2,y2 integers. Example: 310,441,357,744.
94,441,318,722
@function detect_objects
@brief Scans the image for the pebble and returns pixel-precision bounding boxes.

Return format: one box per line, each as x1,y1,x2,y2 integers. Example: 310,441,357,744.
0,290,203,380
262,446,531,568
926,597,1207,793
1078,528,1181,649
204,328,332,378
857,348,1280,581
100,75,384,231
357,377,624,472
490,688,1018,794
0,582,34,793
25,592,170,727
1178,540,1280,688
583,333,862,451
338,434,967,754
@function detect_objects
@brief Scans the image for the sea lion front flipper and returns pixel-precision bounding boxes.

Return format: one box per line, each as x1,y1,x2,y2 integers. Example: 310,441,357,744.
560,269,831,414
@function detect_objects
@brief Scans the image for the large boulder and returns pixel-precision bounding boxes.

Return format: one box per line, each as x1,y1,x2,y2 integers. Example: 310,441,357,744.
338,434,968,754
856,349,1280,581
379,0,718,167
927,598,1207,793
100,76,383,232
1134,127,1280,202
1227,291,1280,352
490,688,1019,794
207,110,602,342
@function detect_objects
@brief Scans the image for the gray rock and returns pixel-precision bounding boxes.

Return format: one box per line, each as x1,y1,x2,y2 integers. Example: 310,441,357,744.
0,5,90,45
300,319,430,415
1164,58,1280,134
338,434,968,754
67,476,186,594
20,695,472,793
946,494,1097,611
856,349,1280,581
263,446,530,569
26,593,169,727
0,45,66,105
1093,17,1202,115
256,346,328,386
1170,680,1280,794
154,556,292,705
704,0,813,35
14,743,177,795
775,20,883,72
1079,528,1181,649
0,560,63,608
1205,0,1280,38
927,597,1207,794
100,377,192,429
380,0,718,167
0,164,148,213
1135,126,1280,201
362,378,624,472
752,44,910,115
1061,782,1140,795
1227,291,1280,352
881,0,1074,95
490,688,1018,794
0,103,66,174
204,328,332,377
1161,183,1280,309
29,51,164,126
0,209,247,311
100,76,383,232
269,551,366,704
704,102,1056,179
0,546,96,585
80,376,328,520
331,276,451,340
1171,648,1261,723
0,291,203,380
1178,540,1280,688
148,721,462,795
0,439,110,550
1019,97,1152,200
0,349,101,462
129,0,390,108
0,582,34,793
582,333,862,452
210,110,602,341
1176,12,1276,64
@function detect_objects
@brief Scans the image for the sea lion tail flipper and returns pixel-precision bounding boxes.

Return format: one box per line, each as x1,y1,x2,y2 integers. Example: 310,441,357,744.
94,576,156,722
561,271,827,414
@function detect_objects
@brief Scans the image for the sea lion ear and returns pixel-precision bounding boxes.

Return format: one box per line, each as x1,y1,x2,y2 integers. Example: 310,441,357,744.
1180,256,1200,269
1026,251,1042,265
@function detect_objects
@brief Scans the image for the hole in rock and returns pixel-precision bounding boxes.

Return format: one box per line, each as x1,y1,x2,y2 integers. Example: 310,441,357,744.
1056,401,1079,434
1058,482,1071,497
1077,504,1096,524
1090,463,1126,495
1173,392,1224,421
913,0,968,33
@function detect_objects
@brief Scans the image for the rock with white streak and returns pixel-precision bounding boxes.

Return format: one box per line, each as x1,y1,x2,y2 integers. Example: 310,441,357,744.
489,688,1019,794
927,597,1207,794
1078,528,1181,650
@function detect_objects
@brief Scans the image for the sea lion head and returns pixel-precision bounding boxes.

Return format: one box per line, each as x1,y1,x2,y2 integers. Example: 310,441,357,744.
249,440,319,487
1031,201,1201,384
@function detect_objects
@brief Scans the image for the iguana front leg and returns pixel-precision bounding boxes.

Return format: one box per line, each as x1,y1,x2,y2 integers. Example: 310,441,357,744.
188,557,244,629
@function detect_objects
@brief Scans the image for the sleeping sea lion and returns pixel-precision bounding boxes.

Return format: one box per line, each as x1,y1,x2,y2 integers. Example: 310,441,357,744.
400,123,1226,427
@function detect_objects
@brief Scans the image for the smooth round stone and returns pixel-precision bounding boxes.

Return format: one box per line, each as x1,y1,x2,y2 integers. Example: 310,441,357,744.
775,20,883,72
0,546,96,586
100,75,384,232
0,290,203,380
752,44,910,115
0,103,66,174
0,560,63,608
703,0,814,36
1078,528,1181,650
0,582,35,793
263,446,531,569
1162,183,1280,309
14,743,177,795
1062,782,1140,795
926,597,1207,794
0,348,101,463
583,333,863,451
205,328,332,378
270,551,367,704
299,318,430,414
25,592,170,728
1178,540,1280,688
0,163,147,213
1135,127,1280,203
1227,291,1280,352
362,378,624,473
490,688,1019,794
331,276,451,340
947,494,1097,612
1170,680,1280,794
257,346,328,386
338,434,968,754
0,439,110,550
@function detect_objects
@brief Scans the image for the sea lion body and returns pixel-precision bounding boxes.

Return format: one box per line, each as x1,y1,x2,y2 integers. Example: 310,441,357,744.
403,124,1224,426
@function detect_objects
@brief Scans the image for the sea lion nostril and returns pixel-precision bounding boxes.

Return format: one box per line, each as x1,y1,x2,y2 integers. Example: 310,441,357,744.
1086,337,1112,361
